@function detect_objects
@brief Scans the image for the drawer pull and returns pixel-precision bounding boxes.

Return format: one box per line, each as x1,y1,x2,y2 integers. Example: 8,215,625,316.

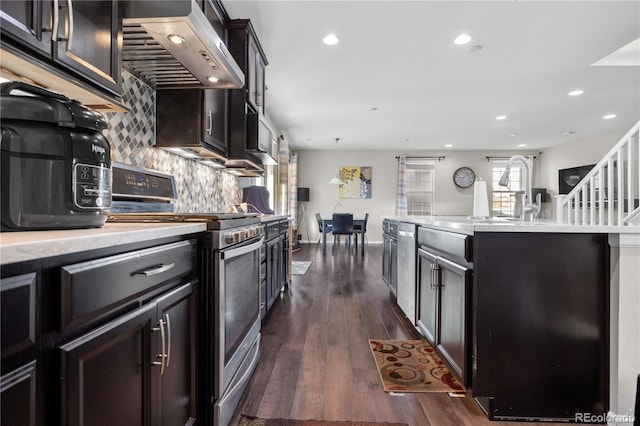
136,263,175,277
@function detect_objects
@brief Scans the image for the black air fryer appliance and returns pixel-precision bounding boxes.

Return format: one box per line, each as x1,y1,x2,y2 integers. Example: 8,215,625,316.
1,82,112,230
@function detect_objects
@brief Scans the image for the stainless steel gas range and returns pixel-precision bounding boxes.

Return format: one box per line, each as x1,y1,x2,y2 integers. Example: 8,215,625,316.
108,163,263,426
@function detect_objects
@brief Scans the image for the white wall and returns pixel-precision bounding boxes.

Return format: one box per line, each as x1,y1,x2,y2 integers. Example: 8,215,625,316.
296,149,538,243
537,126,630,219
296,125,632,241
295,125,631,242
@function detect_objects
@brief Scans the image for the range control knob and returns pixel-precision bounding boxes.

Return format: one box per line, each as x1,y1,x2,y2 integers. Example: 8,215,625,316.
225,232,237,244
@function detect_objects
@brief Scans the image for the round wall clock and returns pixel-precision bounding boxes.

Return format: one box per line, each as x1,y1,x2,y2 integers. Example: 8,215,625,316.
453,167,476,188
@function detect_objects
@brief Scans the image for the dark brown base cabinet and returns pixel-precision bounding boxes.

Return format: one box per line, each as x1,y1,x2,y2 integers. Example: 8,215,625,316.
264,219,289,314
1,361,37,426
56,240,198,426
59,282,196,426
382,220,398,296
416,228,472,387
1,236,198,426
1,272,38,426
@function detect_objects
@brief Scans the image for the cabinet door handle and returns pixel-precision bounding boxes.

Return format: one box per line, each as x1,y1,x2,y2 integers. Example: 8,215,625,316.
51,0,60,41
136,263,175,277
164,314,171,369
55,0,73,44
430,264,440,289
206,111,213,136
429,264,435,289
151,318,166,375
66,0,74,46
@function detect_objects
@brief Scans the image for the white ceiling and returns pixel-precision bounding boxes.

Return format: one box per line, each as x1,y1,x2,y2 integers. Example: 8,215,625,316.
222,1,640,152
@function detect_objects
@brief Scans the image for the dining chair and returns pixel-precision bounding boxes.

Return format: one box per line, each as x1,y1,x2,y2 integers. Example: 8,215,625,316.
315,213,322,248
331,213,354,254
357,213,369,253
315,213,330,250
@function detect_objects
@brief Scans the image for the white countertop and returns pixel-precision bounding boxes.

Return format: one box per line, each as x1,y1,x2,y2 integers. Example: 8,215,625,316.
384,215,640,235
259,214,290,222
0,222,207,265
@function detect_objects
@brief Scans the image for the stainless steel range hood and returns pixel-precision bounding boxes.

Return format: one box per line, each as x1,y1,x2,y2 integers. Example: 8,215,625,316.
121,0,244,89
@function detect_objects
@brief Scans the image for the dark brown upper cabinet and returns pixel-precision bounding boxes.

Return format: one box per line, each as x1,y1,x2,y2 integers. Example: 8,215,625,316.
0,0,122,97
156,89,228,161
225,19,268,170
202,0,227,44
227,19,268,115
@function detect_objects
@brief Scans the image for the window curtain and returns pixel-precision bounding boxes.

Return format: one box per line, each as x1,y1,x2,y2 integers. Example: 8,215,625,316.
396,155,407,216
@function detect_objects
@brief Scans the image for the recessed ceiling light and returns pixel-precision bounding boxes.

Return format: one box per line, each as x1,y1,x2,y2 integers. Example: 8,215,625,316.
518,143,527,147
167,34,186,44
454,33,472,45
510,133,519,137
568,90,584,96
405,138,412,142
445,144,453,148
207,76,220,83
369,107,378,112
562,131,575,136
496,115,507,120
603,114,617,119
322,34,340,45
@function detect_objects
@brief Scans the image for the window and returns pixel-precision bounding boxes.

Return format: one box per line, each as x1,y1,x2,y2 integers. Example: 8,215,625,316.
405,160,435,216
492,161,523,217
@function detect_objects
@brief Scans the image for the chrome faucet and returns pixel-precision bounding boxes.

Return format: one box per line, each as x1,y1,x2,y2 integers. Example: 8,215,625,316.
498,155,541,221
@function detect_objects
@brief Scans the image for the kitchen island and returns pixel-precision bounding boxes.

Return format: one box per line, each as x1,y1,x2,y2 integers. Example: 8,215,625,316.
383,216,639,425
385,215,638,235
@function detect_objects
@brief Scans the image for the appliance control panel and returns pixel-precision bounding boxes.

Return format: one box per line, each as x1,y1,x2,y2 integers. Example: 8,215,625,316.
73,163,112,209
221,224,264,247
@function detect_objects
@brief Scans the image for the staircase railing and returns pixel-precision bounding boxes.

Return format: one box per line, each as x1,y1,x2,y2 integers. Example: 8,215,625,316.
556,120,640,226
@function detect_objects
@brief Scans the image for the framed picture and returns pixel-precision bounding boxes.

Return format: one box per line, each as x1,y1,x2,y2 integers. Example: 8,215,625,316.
338,166,372,199
558,165,594,194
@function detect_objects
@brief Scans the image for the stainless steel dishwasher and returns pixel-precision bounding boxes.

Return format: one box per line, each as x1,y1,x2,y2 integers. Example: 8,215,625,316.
396,221,418,324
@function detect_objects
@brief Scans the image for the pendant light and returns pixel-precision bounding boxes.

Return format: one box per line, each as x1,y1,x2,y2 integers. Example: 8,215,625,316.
328,138,341,184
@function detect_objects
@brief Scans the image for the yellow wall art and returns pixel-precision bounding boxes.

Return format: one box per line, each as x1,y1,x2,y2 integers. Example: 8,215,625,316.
338,166,372,199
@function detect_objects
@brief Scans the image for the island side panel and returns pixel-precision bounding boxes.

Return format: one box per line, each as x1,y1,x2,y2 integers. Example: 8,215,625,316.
472,232,609,421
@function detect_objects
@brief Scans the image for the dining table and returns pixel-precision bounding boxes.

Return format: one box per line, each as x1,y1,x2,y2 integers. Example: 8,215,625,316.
320,217,367,255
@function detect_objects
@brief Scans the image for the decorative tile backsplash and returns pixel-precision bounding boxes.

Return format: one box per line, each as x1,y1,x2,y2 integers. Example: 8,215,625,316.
104,71,241,213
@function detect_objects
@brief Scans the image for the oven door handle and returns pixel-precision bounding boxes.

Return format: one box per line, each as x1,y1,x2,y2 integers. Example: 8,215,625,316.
221,237,264,260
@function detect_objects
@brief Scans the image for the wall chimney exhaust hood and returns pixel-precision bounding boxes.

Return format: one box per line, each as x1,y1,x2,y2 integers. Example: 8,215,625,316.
121,0,244,89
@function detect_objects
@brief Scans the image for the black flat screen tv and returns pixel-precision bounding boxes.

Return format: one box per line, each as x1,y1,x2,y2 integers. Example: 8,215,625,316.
558,164,595,194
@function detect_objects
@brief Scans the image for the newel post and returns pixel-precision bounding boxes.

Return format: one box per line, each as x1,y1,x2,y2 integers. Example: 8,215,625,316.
554,195,566,224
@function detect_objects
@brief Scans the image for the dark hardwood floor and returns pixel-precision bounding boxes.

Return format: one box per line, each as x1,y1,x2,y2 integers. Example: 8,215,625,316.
229,243,582,426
